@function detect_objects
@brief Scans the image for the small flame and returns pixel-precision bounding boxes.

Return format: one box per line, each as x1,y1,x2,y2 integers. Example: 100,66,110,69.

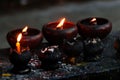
22,26,28,33
17,33,22,42
90,18,97,24
91,18,96,22
56,18,65,29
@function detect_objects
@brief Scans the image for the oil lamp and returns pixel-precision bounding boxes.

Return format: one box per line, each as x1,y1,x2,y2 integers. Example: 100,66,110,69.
7,26,43,49
77,17,112,39
9,33,31,74
42,18,78,45
37,45,62,70
83,38,104,61
61,37,84,64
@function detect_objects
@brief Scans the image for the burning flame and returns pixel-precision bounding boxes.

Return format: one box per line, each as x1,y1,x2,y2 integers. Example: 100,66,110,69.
90,18,97,24
16,33,22,54
91,18,96,22
17,33,22,42
22,26,28,33
56,18,66,29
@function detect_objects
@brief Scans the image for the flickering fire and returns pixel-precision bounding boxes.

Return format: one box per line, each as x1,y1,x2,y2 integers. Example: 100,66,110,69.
22,26,28,33
56,18,65,29
90,18,97,25
17,33,22,42
16,33,22,54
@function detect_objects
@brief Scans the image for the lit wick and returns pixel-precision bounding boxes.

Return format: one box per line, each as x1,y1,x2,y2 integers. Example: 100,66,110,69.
56,18,65,30
16,33,22,54
90,18,97,25
22,26,28,35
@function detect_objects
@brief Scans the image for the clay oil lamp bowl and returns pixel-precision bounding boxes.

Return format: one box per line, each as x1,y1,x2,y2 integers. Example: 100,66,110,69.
7,26,43,49
42,18,78,45
9,33,31,74
83,38,104,61
37,45,62,70
61,37,84,64
77,17,112,39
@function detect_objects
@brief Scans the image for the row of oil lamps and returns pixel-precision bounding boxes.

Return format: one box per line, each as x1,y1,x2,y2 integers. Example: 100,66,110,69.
6,17,118,74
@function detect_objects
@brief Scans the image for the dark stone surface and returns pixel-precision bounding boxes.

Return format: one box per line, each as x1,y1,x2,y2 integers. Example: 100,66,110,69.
0,31,120,80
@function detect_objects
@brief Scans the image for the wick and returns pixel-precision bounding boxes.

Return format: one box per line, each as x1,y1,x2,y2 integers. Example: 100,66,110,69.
22,32,28,36
21,46,30,52
56,27,63,30
93,22,97,25
90,21,97,25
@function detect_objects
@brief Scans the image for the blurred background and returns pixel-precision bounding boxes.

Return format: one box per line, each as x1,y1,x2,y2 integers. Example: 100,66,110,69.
0,0,120,48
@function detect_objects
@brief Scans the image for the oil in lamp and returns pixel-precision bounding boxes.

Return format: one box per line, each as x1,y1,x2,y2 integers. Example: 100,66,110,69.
77,17,112,39
9,33,31,74
7,26,43,49
42,18,78,45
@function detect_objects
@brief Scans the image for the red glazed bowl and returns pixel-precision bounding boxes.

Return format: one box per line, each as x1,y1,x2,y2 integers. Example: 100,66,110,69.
42,22,78,44
7,28,43,49
77,17,112,39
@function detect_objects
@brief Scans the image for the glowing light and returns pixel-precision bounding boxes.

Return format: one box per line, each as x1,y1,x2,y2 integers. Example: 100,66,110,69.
90,18,97,25
22,26,28,33
56,18,66,29
16,33,22,54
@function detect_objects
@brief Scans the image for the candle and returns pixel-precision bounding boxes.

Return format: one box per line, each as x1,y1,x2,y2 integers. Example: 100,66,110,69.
9,49,31,74
77,17,112,39
7,26,43,49
16,33,22,54
9,32,32,74
42,18,78,44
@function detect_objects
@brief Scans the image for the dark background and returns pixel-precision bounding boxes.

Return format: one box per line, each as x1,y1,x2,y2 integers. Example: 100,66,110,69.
0,0,120,48
0,0,89,12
